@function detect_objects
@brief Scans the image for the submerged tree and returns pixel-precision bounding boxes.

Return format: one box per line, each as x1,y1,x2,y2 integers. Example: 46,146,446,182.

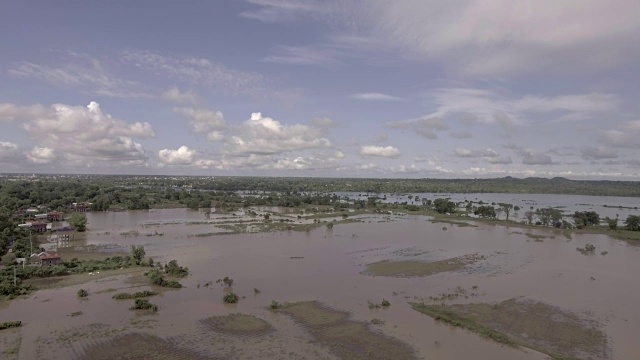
131,245,146,265
68,213,87,232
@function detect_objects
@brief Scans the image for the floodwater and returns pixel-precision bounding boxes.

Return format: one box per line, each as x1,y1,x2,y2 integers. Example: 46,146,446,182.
1,206,640,359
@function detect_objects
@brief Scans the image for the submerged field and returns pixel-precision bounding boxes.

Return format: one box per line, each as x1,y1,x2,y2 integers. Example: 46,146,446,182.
1,206,639,359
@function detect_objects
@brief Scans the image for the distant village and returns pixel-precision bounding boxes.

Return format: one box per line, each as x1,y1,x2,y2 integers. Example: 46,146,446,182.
9,202,92,267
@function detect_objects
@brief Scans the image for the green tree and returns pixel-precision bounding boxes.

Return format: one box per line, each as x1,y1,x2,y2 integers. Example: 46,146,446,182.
625,215,640,231
474,206,496,219
499,203,513,221
68,213,87,232
130,245,146,265
433,198,456,214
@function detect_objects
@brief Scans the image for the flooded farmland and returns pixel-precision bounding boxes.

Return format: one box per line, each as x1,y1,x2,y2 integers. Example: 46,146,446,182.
1,206,640,359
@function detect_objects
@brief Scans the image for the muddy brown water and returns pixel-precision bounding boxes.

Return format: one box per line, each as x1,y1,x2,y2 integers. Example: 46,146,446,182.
1,208,639,359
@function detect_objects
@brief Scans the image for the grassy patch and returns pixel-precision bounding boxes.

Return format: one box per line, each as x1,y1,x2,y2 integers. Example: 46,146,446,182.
364,253,485,278
272,301,415,360
524,233,548,240
410,298,607,360
112,290,158,300
431,219,478,227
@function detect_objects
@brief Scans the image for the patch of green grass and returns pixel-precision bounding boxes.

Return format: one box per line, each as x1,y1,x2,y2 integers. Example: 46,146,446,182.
410,299,607,360
112,290,158,300
365,253,485,278
410,303,517,347
524,233,547,240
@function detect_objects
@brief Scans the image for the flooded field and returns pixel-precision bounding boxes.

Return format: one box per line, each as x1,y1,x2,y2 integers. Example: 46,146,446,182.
1,207,640,359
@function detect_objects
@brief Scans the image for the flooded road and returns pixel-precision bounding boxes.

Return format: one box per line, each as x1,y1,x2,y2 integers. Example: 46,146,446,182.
1,208,639,359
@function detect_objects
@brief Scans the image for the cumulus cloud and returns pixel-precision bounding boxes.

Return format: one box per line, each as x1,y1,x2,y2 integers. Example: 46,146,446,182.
11,101,154,167
161,87,200,104
174,107,226,141
158,146,197,165
224,112,331,155
581,146,618,160
598,121,640,149
360,145,401,158
0,141,20,160
310,117,335,128
0,103,48,122
519,149,554,165
350,93,404,101
27,146,55,164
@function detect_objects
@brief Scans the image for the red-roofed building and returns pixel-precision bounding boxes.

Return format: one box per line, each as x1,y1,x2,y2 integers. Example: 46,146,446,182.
47,211,64,222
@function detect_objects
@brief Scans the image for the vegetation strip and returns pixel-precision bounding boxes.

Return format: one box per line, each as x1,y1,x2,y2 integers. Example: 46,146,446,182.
410,299,608,360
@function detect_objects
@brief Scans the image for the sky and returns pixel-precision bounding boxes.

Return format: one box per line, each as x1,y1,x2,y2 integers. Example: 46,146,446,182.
1,0,639,179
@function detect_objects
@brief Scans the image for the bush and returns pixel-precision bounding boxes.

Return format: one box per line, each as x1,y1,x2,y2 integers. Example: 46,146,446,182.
164,260,189,277
223,292,239,304
270,300,281,309
77,289,88,298
130,299,158,312
381,299,391,307
145,269,183,288
0,321,21,330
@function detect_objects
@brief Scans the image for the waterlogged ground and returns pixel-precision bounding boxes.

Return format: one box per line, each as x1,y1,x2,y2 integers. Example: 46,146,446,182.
1,208,640,359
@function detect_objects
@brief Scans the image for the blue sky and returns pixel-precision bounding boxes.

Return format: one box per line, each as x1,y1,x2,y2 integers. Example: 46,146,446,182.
1,0,639,179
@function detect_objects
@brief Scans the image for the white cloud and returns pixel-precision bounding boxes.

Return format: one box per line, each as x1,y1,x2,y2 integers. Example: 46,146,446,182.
350,93,404,102
224,112,331,155
356,163,378,170
8,60,151,98
0,103,48,122
390,116,449,139
122,50,263,96
310,117,335,128
14,101,154,167
519,149,554,165
598,121,640,149
449,131,472,139
240,0,327,23
27,146,55,164
388,164,419,174
246,1,640,76
0,141,19,160
454,147,512,164
360,145,400,158
395,88,620,139
174,107,226,140
581,146,618,160
161,87,200,104
158,146,197,165
263,45,343,67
